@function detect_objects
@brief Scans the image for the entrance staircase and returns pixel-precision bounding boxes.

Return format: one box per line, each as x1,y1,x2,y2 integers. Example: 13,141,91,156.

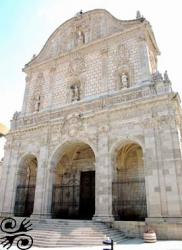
0,218,128,247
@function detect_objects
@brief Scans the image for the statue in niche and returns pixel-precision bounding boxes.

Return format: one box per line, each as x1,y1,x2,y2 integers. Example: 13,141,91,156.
77,30,84,46
34,94,41,112
70,84,80,102
121,72,128,89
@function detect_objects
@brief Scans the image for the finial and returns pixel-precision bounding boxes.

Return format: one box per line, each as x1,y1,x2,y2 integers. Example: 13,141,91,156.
136,10,142,19
163,70,171,83
76,10,83,17
32,54,36,60
152,70,163,82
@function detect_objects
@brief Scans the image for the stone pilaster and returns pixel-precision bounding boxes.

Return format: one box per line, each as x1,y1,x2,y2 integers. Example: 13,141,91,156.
156,120,182,217
143,126,164,218
40,165,54,218
93,125,114,222
31,145,49,218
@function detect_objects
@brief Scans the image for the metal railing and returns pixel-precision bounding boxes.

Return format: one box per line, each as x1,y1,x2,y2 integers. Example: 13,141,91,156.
112,180,147,221
51,184,80,219
14,185,35,217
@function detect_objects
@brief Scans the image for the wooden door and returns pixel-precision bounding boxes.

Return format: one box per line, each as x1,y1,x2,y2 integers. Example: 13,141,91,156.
79,171,95,219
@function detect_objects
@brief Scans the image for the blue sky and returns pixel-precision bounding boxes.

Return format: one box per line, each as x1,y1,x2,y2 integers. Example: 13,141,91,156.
0,0,182,158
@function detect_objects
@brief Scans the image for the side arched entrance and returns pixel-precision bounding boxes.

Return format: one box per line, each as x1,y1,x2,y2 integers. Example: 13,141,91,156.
14,154,38,217
50,141,96,219
112,140,147,221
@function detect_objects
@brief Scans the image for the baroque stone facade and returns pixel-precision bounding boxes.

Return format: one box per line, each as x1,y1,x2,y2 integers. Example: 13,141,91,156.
0,9,182,239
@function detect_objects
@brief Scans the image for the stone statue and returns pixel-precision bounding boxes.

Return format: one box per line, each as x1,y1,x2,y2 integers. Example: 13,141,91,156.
121,73,128,89
70,85,76,102
34,94,41,112
75,85,80,100
75,10,83,17
152,70,163,82
71,84,80,101
164,70,171,83
77,30,84,46
136,11,141,19
31,54,36,61
13,111,19,120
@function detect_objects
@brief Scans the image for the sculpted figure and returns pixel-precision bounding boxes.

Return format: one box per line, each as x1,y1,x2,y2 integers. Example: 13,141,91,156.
75,85,80,101
164,70,171,83
136,11,141,19
152,70,163,81
77,31,84,46
121,72,128,88
70,85,76,102
71,84,80,101
13,111,19,120
34,94,41,112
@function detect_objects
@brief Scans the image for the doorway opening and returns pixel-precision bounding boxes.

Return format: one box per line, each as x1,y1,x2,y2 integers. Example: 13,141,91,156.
51,142,95,219
14,155,37,217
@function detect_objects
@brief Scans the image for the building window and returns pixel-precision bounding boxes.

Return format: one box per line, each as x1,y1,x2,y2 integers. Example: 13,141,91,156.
70,83,80,102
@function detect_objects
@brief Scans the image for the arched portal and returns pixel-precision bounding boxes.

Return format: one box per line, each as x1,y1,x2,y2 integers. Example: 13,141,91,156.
51,141,95,219
112,142,147,221
14,154,37,217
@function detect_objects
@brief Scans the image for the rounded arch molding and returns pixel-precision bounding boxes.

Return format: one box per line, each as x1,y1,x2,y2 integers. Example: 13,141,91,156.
16,152,39,172
48,137,97,171
109,136,145,166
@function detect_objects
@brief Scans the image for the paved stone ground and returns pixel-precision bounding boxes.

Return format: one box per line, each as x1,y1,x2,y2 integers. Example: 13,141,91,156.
3,238,182,250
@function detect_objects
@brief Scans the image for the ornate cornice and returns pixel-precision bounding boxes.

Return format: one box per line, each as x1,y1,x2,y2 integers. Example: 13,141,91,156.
9,85,177,136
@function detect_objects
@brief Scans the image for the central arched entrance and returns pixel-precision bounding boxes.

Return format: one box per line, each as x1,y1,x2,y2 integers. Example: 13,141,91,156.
51,141,95,219
14,154,37,217
112,141,147,221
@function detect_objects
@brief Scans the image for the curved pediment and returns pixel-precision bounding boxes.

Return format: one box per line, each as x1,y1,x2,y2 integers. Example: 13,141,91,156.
24,9,146,69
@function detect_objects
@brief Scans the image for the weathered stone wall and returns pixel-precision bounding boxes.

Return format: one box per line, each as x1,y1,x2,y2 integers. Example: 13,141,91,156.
2,89,182,221
23,31,152,115
21,9,158,115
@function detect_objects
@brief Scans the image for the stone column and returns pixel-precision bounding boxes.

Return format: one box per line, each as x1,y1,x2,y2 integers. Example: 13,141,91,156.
93,125,114,222
31,145,48,218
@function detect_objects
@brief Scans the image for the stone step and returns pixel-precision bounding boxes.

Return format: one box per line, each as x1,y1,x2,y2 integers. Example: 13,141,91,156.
0,219,127,247
0,233,125,241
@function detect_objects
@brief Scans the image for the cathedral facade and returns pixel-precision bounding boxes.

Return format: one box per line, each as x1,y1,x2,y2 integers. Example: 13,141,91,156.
0,9,182,239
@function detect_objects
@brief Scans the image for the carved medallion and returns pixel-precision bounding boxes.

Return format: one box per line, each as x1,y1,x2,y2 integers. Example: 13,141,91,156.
61,113,83,137
68,56,85,75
